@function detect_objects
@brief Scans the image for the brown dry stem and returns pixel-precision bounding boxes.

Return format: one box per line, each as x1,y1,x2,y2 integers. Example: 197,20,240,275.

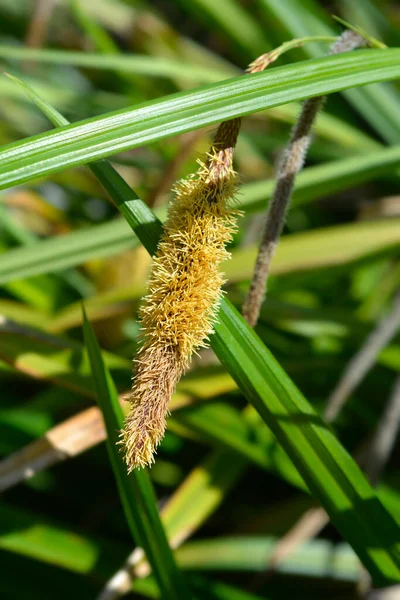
242,30,365,327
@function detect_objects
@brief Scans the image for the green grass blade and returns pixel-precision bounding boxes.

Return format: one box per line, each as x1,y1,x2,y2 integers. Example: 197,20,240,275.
241,144,400,212
0,218,137,284
4,51,384,152
1,49,400,189
82,309,190,600
0,46,225,83
161,451,247,545
176,536,360,579
2,215,399,286
18,73,400,585
0,502,361,584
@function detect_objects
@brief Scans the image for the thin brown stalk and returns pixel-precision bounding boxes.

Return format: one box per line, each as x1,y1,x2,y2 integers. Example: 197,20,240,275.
364,375,400,486
242,30,365,327
266,506,329,570
24,0,56,70
147,130,205,208
324,290,400,422
367,584,400,599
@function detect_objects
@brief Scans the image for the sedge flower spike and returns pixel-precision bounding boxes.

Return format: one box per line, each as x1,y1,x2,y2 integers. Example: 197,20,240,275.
122,119,241,470
121,32,357,470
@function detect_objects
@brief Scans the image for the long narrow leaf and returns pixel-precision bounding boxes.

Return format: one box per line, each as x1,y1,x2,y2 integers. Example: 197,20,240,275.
1,50,400,189
0,46,229,82
1,214,399,285
82,309,190,599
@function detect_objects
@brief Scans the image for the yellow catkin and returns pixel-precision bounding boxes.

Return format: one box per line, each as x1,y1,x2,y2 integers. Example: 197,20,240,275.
122,123,240,470
121,35,358,470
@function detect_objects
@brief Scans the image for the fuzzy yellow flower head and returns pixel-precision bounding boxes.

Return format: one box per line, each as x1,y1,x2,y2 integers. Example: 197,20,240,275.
122,136,240,470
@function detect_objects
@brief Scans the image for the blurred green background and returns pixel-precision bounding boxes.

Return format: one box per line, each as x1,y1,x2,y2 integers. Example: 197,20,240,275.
1,1,400,598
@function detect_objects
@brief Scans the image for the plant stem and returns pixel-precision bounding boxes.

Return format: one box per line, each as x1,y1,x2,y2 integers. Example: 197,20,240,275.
242,30,365,327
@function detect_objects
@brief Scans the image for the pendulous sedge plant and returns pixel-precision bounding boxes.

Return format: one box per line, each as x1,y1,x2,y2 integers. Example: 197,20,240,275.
121,32,362,471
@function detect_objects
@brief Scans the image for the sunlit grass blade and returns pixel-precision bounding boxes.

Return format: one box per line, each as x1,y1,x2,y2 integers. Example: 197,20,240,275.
17,72,400,585
226,219,400,280
0,315,129,395
82,308,190,600
175,536,360,578
161,450,246,545
2,214,399,286
1,49,400,189
212,301,400,584
0,46,226,83
0,501,361,583
0,218,137,284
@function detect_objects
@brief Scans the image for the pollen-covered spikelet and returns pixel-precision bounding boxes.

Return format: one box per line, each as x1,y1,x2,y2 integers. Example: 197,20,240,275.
122,135,240,471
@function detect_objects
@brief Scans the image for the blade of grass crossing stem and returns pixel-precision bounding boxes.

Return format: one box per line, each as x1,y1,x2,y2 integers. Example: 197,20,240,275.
17,75,400,586
2,50,400,189
82,309,190,600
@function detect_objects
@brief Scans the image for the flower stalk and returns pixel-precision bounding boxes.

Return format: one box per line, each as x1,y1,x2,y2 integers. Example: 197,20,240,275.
242,30,365,327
